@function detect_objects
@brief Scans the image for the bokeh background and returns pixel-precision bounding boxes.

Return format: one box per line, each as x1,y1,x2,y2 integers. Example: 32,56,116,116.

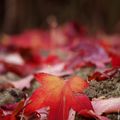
1,0,120,34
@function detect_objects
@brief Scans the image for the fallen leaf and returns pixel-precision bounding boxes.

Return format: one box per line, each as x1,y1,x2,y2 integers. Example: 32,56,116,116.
0,53,24,65
85,110,110,120
24,73,92,120
88,67,120,81
100,38,120,67
66,40,110,69
0,100,25,120
38,63,72,77
4,62,34,77
92,97,120,115
11,75,33,90
44,55,61,65
68,109,76,120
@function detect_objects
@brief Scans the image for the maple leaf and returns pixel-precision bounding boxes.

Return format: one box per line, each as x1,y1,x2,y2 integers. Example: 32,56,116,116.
0,53,24,65
88,67,120,81
11,75,33,90
92,97,120,115
3,63,33,76
38,63,72,77
0,109,4,119
44,55,61,65
24,73,93,120
100,38,120,67
63,21,86,38
66,40,110,69
0,100,25,120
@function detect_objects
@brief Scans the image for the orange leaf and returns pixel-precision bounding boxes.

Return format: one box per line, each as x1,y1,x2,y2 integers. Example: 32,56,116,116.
25,73,93,120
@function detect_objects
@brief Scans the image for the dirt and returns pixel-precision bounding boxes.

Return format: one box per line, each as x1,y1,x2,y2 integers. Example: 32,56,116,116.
0,88,24,105
85,75,120,99
77,71,120,120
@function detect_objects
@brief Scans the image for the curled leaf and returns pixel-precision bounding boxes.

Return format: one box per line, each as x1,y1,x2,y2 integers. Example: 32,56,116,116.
92,97,120,115
88,67,120,81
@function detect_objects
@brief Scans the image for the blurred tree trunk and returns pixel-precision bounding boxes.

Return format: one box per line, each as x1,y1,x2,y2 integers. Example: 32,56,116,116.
0,0,5,32
1,0,120,34
2,0,69,34
3,0,17,33
3,0,39,33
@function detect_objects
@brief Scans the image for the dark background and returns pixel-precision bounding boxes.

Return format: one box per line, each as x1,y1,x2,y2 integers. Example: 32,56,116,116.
1,0,120,34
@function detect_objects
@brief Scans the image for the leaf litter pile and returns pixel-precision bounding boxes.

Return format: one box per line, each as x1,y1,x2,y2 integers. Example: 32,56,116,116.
0,23,120,120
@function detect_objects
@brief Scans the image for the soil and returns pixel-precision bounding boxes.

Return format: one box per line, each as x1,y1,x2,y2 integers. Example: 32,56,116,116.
77,70,120,120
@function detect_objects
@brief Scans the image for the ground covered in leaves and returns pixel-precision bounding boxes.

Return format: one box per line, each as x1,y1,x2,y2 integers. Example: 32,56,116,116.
0,22,120,120
85,70,120,120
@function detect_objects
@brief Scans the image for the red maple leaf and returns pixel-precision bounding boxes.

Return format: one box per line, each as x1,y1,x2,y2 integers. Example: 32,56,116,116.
25,73,93,120
66,40,110,69
0,100,25,120
100,38,120,67
88,67,120,81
